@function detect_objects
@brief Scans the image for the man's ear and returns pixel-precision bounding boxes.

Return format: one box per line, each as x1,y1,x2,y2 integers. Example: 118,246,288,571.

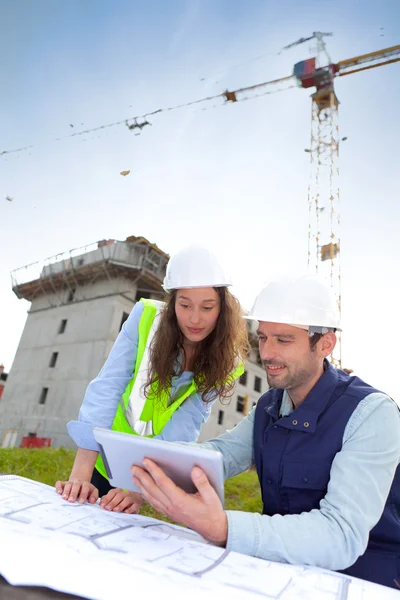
319,332,337,358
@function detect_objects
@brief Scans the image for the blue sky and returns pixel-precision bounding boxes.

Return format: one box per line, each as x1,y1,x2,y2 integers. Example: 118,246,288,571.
1,0,399,398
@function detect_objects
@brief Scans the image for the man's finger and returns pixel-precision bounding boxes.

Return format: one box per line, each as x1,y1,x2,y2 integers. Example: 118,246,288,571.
131,467,157,494
136,483,169,516
132,471,171,513
140,459,181,500
191,467,220,506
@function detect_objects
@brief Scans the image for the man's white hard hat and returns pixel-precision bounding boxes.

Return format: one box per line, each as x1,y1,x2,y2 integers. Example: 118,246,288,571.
244,274,341,331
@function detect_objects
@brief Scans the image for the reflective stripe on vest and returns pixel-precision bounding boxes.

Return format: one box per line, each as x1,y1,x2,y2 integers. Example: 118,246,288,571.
95,298,244,480
125,299,164,435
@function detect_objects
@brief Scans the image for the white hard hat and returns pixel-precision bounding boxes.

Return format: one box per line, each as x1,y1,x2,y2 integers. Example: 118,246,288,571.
244,274,341,331
163,245,232,291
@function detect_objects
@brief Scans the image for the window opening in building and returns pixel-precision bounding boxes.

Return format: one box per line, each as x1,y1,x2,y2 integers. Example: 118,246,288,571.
135,289,147,302
239,371,248,386
119,312,129,332
58,319,67,334
49,352,58,368
236,395,246,413
254,376,262,393
218,410,224,425
39,388,49,405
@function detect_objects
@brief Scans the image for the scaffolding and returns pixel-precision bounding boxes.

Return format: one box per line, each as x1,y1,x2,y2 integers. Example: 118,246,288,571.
11,236,169,307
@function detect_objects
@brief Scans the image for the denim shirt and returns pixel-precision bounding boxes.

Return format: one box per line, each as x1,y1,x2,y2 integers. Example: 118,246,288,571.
67,301,215,450
201,389,400,571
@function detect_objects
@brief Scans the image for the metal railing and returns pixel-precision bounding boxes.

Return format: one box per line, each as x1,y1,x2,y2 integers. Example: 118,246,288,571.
11,240,168,288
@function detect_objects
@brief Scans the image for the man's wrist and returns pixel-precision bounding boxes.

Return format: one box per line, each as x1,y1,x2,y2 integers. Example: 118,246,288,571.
205,512,228,546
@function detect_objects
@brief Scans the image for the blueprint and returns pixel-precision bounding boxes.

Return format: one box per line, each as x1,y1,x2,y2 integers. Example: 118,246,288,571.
0,475,398,600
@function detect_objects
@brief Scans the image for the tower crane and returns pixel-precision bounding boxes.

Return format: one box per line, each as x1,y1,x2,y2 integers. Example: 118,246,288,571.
224,38,400,367
2,35,398,368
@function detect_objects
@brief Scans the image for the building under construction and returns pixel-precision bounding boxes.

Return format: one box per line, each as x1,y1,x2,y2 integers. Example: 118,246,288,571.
0,235,266,448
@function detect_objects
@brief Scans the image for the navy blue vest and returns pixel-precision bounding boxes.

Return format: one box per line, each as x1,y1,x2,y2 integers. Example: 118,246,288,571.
253,361,400,589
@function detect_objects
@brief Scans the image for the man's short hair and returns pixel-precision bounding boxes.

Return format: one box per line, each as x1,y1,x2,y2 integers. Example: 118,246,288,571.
309,332,322,350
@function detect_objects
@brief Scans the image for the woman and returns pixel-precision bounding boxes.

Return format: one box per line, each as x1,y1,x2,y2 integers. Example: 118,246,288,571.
56,244,249,513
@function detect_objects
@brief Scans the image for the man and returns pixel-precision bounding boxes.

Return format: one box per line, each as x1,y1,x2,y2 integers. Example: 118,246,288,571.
131,275,400,589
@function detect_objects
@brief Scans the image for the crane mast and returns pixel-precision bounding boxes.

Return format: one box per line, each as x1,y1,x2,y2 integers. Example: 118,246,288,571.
224,39,399,367
292,38,400,367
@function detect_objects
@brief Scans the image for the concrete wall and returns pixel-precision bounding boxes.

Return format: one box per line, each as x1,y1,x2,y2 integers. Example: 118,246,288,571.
0,284,137,448
30,276,138,311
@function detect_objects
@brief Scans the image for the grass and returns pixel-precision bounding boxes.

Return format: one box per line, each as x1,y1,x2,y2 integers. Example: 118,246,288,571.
0,447,262,522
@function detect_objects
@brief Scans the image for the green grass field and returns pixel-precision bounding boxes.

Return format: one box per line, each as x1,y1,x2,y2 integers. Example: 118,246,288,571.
0,447,262,522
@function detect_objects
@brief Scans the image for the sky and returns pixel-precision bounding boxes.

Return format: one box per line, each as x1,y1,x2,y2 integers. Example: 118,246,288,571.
1,0,399,399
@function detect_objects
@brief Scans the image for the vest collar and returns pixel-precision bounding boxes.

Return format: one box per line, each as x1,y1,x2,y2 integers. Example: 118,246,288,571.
264,360,338,433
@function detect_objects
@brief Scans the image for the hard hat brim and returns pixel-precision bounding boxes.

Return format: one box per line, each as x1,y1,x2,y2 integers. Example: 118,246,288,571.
163,283,232,292
243,314,342,332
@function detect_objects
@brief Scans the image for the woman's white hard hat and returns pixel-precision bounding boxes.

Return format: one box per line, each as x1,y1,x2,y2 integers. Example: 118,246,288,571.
163,244,232,291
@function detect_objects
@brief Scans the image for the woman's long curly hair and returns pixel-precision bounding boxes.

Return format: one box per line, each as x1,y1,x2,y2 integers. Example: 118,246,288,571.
145,288,250,403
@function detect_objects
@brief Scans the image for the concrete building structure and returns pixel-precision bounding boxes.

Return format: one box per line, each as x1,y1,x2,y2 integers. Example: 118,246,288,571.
0,236,266,449
198,325,267,441
0,365,8,401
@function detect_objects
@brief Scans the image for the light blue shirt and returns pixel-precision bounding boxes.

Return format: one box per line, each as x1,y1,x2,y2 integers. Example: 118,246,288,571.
68,302,215,450
201,391,400,571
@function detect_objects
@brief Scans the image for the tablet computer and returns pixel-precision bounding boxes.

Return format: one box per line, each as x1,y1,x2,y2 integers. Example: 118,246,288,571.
93,428,225,504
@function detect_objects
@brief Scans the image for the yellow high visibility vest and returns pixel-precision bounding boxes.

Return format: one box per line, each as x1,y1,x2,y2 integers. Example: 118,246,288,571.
95,298,244,480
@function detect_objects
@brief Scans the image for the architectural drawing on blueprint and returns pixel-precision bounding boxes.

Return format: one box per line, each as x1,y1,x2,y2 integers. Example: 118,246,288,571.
0,475,398,600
